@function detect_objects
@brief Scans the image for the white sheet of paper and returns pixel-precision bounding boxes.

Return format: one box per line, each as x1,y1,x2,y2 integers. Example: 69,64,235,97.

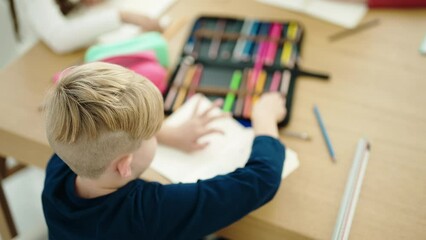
89,0,176,43
92,0,177,18
257,0,367,29
150,94,300,183
257,0,307,11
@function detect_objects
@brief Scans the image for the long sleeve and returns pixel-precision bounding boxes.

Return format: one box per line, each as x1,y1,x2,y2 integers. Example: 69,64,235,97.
24,0,121,54
42,137,285,239
368,0,426,8
140,136,285,240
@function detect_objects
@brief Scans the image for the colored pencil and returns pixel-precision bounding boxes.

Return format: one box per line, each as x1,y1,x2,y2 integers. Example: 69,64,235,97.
265,23,282,65
233,20,253,61
186,64,203,100
243,69,257,118
288,22,298,40
220,20,241,59
313,104,336,162
223,70,243,112
288,44,298,68
184,19,202,55
173,66,196,111
280,41,293,66
252,70,267,103
241,21,260,61
280,69,291,96
164,56,194,110
252,23,271,62
208,20,227,59
269,70,282,91
234,69,249,116
329,19,380,42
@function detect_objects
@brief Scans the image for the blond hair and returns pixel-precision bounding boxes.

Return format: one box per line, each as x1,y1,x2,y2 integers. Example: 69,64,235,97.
45,62,164,178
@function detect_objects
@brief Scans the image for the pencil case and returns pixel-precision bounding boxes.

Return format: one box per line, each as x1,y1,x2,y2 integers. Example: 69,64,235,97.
99,51,168,94
164,16,329,127
53,51,167,94
84,32,170,67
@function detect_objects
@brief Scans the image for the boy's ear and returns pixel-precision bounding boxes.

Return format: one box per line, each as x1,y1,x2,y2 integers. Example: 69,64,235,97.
116,154,133,178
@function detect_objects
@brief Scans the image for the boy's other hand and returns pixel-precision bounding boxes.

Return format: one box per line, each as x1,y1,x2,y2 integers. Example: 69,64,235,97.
251,93,286,138
157,98,228,152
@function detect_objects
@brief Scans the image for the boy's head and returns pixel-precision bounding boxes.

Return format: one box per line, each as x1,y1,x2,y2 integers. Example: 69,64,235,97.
45,62,164,179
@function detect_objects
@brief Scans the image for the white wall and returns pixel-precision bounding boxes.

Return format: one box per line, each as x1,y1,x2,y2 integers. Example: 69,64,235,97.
0,0,18,68
0,0,37,69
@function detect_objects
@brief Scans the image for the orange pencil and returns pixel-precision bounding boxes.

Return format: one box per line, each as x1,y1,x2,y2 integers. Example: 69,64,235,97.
164,57,194,110
186,64,203,100
173,66,196,111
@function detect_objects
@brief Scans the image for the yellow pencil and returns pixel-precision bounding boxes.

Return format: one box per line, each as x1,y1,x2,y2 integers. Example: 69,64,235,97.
280,22,297,66
173,66,196,111
252,70,267,103
280,41,293,65
288,22,298,40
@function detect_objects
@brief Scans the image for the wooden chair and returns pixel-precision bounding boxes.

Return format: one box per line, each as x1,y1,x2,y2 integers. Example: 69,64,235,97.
0,156,26,240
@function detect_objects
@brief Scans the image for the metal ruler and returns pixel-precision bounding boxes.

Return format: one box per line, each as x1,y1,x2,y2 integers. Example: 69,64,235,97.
332,138,371,240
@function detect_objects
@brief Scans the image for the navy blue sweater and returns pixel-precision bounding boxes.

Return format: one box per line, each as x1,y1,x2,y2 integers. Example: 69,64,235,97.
42,136,285,240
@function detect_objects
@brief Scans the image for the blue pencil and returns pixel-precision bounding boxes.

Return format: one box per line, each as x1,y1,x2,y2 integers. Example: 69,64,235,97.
313,104,336,162
251,22,271,62
184,20,203,55
241,21,260,61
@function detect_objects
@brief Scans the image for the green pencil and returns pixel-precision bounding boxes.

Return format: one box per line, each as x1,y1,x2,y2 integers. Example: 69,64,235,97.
223,70,242,112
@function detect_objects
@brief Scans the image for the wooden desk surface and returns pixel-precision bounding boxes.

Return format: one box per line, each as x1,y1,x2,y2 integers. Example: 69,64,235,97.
1,0,425,239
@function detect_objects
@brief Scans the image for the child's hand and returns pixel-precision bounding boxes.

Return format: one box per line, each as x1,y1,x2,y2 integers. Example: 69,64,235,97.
251,93,286,138
252,92,286,122
157,98,227,152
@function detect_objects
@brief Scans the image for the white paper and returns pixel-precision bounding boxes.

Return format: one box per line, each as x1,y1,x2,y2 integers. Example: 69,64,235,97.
257,0,367,29
150,94,300,183
258,0,307,11
91,0,177,43
92,0,177,18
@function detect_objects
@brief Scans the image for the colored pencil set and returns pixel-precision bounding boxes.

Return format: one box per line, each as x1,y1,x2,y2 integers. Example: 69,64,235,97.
183,18,302,67
164,17,307,126
164,63,293,118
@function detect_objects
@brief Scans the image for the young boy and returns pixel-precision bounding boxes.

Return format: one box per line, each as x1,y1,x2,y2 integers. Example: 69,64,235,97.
43,62,287,240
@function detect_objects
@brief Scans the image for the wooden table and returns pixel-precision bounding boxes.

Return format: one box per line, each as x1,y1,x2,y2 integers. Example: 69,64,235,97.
1,0,425,239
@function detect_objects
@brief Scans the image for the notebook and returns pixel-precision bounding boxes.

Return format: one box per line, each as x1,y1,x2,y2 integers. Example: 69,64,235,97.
257,0,367,29
151,94,300,183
